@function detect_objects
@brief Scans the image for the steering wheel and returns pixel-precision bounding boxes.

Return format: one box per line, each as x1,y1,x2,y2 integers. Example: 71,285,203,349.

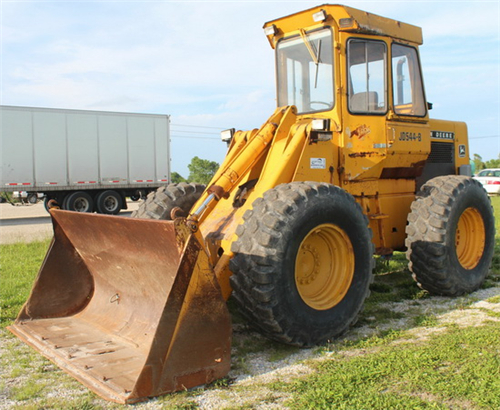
310,101,331,109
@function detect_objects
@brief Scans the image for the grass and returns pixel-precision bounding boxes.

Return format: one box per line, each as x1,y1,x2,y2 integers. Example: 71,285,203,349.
280,322,500,409
0,239,50,327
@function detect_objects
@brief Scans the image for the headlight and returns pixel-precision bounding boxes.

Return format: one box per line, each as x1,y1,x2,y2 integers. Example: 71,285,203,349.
264,24,278,37
311,119,330,131
312,10,327,23
221,128,235,143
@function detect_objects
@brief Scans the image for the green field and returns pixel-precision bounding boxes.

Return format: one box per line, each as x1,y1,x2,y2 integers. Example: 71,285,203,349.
0,197,499,409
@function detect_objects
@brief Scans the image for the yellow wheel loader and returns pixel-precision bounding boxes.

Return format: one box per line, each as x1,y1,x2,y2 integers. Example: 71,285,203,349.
9,4,495,404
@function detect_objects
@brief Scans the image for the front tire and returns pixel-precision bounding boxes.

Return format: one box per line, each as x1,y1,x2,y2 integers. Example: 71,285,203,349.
406,175,495,296
230,182,374,346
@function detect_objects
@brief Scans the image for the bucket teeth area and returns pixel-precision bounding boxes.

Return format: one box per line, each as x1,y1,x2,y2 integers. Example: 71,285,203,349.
11,317,145,401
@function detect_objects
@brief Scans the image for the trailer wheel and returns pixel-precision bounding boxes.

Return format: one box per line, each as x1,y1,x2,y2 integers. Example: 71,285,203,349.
95,190,123,215
132,183,205,219
230,182,374,346
406,175,495,296
64,191,94,213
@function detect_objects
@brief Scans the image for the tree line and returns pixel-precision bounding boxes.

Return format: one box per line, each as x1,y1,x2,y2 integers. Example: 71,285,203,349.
472,154,500,174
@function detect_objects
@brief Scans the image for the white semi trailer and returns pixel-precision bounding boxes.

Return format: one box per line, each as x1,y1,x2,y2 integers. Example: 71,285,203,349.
1,105,170,214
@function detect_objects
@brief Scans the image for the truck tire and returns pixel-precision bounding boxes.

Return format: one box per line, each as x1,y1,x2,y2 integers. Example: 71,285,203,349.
64,191,94,213
27,193,38,204
131,182,205,219
406,175,495,296
95,190,123,215
229,182,374,346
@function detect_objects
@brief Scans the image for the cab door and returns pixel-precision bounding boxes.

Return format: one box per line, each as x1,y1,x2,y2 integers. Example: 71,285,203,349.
341,36,390,181
383,43,430,178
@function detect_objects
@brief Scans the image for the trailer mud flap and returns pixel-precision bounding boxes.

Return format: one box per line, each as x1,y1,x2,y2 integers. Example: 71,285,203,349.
8,210,231,404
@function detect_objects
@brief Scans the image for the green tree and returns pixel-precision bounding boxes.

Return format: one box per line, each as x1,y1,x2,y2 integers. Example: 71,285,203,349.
170,172,187,184
472,153,485,174
484,154,500,169
187,156,219,185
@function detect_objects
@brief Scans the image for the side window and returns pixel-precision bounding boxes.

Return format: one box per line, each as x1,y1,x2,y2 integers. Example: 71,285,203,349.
348,39,387,114
392,44,426,116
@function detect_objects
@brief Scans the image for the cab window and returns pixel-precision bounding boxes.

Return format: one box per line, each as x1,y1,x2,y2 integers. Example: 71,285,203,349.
347,39,387,114
276,28,334,114
392,44,426,116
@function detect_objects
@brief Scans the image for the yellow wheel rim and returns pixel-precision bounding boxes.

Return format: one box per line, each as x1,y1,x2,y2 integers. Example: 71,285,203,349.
456,207,485,269
295,223,354,310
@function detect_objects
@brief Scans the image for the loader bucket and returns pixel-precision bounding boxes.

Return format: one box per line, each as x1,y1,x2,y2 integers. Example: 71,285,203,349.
8,210,231,404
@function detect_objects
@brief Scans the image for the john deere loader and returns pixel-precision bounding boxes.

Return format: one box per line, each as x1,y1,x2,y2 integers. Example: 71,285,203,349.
9,4,495,403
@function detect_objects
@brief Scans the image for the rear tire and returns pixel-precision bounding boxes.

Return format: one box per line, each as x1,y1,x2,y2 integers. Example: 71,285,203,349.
230,182,374,346
131,182,205,219
95,190,122,215
406,175,495,296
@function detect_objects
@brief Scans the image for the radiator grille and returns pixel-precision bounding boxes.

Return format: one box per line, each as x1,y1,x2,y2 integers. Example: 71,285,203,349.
427,141,454,164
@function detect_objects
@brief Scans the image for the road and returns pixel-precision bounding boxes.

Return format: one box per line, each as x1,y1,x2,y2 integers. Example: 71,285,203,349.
0,200,141,244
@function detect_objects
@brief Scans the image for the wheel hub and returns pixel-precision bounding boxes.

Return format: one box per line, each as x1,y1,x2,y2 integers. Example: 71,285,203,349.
456,207,485,269
295,223,355,310
74,198,90,212
296,244,320,285
104,196,117,212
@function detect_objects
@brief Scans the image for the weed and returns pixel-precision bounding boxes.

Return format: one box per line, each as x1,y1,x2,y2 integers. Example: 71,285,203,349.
268,345,300,362
10,380,47,401
208,376,235,389
478,307,500,318
361,307,405,323
412,289,429,300
232,356,251,374
486,294,500,303
333,328,404,351
455,297,478,310
413,315,438,327
68,398,98,410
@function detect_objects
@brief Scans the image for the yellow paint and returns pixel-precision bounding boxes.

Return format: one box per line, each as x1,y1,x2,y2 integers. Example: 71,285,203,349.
456,207,485,269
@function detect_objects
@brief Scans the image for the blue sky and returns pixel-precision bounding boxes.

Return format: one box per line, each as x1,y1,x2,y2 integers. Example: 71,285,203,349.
1,0,499,177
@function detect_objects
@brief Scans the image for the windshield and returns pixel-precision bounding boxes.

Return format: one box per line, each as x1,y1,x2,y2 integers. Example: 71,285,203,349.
276,28,334,114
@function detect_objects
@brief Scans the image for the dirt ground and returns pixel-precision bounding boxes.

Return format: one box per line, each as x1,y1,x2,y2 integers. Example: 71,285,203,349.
0,200,141,244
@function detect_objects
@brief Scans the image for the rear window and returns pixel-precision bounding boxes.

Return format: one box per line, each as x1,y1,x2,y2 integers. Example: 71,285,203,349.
478,170,500,177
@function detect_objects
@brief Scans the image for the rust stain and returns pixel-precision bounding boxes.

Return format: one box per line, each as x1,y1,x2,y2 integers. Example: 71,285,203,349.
348,151,377,158
350,124,371,140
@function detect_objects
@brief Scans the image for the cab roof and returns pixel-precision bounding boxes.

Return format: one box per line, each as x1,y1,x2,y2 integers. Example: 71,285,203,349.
263,4,423,47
